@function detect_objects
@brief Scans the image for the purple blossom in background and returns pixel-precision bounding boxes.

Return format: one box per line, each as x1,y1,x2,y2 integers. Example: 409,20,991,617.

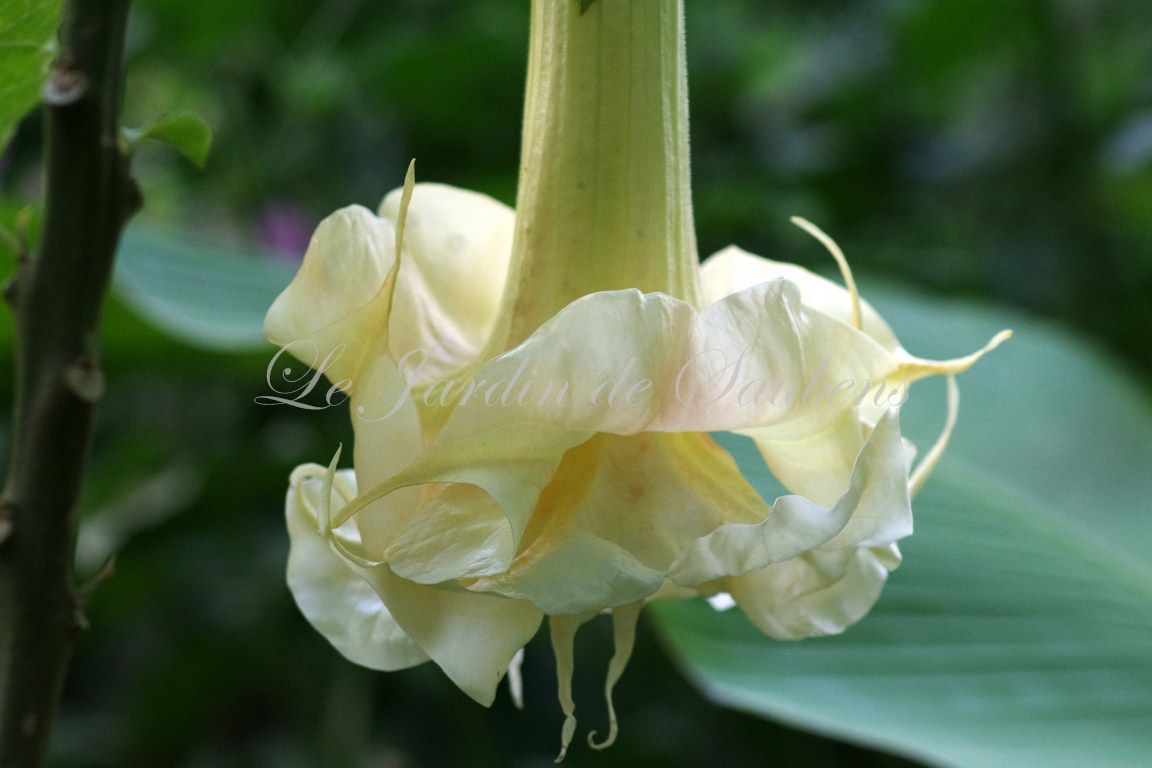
259,203,314,264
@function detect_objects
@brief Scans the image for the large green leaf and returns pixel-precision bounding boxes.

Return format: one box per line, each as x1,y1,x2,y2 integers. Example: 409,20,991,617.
652,286,1152,768
0,0,60,151
872,284,1152,563
113,228,295,351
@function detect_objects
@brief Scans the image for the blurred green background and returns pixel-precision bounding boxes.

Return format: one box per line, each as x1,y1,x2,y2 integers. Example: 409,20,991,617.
2,1,1151,766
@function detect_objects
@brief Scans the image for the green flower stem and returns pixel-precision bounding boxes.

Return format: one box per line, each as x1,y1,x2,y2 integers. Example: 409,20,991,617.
502,0,699,348
0,1,140,765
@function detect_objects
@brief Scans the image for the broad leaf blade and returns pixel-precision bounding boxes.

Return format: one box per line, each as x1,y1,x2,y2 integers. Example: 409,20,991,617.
113,228,295,351
871,285,1152,561
653,287,1152,768
0,0,60,151
654,462,1152,768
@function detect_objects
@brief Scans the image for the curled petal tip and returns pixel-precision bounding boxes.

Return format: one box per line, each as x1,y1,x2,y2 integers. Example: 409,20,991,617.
587,603,640,751
588,723,618,750
789,216,862,331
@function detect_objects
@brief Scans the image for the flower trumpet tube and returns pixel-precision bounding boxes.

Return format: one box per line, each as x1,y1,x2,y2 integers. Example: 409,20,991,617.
265,0,1009,759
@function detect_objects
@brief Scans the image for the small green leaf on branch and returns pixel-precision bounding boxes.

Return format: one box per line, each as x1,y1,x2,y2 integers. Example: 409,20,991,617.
123,112,213,169
0,0,61,153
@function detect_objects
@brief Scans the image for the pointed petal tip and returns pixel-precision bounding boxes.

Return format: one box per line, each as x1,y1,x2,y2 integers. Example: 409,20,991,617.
901,327,1013,378
990,327,1013,347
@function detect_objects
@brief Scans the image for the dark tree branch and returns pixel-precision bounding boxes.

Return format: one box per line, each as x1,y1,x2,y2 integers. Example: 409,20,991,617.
0,1,139,765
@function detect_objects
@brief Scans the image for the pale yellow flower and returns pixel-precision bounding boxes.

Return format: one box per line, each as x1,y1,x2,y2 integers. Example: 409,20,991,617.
267,176,1006,757
266,0,1007,759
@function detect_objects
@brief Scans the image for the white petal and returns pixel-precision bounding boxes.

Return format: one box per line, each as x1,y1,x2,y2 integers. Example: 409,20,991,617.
356,564,543,706
335,281,896,586
700,245,901,352
380,183,515,384
727,544,901,639
669,409,909,585
285,464,428,671
265,206,395,384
